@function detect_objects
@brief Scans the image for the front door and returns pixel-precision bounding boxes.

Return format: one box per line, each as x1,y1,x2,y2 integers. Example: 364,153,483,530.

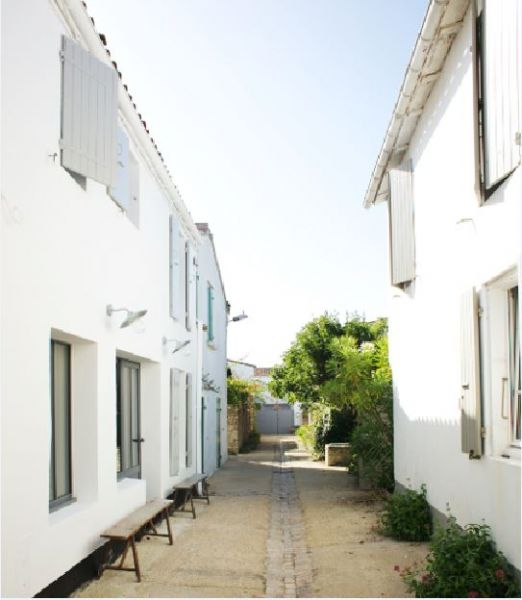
116,358,141,479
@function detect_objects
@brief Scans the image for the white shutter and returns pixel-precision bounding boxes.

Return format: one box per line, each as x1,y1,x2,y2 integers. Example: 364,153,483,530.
185,373,193,468
388,166,415,285
185,242,191,330
483,0,521,188
460,288,483,457
109,127,129,210
169,368,181,476
127,152,140,227
169,216,182,319
60,35,117,186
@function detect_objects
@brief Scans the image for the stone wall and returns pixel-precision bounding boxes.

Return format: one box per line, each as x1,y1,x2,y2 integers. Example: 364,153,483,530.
227,398,256,454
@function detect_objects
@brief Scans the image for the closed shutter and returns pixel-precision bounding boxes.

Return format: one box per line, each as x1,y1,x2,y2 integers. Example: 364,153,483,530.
60,36,117,186
109,127,129,210
127,152,140,227
169,216,182,319
184,242,191,330
169,368,181,476
460,288,483,457
388,166,415,286
483,0,521,188
185,373,192,468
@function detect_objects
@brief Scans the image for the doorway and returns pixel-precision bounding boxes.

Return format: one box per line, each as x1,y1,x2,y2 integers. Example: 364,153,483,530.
116,358,142,479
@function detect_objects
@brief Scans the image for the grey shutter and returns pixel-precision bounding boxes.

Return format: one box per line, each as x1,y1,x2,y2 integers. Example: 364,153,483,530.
109,127,129,210
127,152,140,227
388,166,415,285
60,35,117,186
483,0,521,188
169,369,181,476
460,289,482,457
169,216,182,319
185,242,191,330
185,373,192,468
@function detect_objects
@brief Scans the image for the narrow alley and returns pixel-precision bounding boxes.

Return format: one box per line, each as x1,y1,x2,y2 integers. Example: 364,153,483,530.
76,436,428,598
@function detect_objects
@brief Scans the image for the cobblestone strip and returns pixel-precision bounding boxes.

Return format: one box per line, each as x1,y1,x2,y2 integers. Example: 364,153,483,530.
265,441,313,598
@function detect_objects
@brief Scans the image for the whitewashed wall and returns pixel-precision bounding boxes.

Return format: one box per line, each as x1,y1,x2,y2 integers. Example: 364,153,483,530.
0,0,203,596
228,360,256,380
389,9,521,569
198,232,228,475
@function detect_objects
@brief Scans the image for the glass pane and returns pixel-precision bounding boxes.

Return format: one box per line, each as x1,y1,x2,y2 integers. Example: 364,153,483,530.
52,343,71,500
131,367,139,467
120,366,131,471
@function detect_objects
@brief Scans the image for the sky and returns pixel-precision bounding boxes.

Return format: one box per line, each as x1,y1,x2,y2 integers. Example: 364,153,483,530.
86,0,428,367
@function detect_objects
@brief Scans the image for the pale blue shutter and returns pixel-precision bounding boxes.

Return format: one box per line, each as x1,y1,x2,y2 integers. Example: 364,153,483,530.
127,152,140,227
460,289,482,457
60,36,117,186
109,127,129,210
388,165,415,285
185,373,193,468
483,0,521,188
169,368,181,476
169,216,182,319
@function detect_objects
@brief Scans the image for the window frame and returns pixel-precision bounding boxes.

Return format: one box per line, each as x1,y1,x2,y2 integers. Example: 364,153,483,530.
116,358,142,480
207,283,215,343
508,286,521,447
49,340,73,510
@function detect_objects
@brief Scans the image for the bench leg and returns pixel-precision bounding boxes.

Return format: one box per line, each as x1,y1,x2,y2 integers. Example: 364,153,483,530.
164,508,173,545
119,540,130,569
203,479,210,504
97,542,110,578
130,536,141,582
190,488,196,519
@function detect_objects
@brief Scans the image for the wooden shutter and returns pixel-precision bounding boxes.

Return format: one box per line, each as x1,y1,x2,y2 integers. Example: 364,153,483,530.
483,0,521,188
169,216,182,319
169,369,181,476
184,242,191,330
60,35,117,186
460,289,483,457
127,152,140,227
388,166,415,286
109,127,129,210
185,373,192,468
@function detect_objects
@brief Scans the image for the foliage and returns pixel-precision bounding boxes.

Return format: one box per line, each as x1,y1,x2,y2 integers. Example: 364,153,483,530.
227,377,263,407
296,425,315,453
239,429,261,454
313,406,357,458
380,484,432,541
401,515,521,598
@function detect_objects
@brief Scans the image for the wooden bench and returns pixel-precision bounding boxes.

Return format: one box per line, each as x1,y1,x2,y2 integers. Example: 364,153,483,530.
99,499,173,582
171,473,210,519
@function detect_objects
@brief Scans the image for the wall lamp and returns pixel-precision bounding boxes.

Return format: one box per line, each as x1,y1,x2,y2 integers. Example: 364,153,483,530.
228,311,248,323
106,305,147,328
162,337,191,354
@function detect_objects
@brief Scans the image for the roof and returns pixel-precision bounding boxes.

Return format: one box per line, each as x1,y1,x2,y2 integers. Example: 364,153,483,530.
196,223,228,305
364,0,470,208
227,359,257,368
63,0,200,242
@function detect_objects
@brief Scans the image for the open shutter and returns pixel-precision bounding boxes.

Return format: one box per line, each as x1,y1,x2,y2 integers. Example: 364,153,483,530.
185,373,192,468
169,369,181,476
109,127,129,210
388,166,415,286
60,36,117,186
169,216,182,319
460,288,483,457
483,0,521,188
127,152,140,227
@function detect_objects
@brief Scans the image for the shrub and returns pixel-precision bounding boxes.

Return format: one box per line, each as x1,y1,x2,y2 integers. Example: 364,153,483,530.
239,430,260,453
313,406,357,458
401,515,521,598
380,484,432,541
296,424,315,452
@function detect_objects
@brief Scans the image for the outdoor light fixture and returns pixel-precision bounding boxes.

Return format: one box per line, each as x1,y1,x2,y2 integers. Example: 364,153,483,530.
228,311,248,323
106,305,148,328
162,337,191,354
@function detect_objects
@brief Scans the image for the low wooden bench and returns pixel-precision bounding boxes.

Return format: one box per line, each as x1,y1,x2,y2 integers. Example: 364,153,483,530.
99,499,173,582
171,473,210,519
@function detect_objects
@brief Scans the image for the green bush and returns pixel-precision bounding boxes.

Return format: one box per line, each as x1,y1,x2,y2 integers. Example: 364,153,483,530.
296,424,314,452
239,430,260,454
381,484,432,541
313,406,357,458
401,515,521,598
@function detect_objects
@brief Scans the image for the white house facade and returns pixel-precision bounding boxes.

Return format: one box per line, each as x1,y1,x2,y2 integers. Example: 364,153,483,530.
1,0,227,596
365,0,521,569
196,223,228,476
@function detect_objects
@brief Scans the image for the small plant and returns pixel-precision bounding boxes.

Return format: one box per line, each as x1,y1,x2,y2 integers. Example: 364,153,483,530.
380,484,432,541
296,424,315,452
401,515,521,598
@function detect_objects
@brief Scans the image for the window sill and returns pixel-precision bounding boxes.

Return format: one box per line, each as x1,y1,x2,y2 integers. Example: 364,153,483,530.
49,495,77,513
489,450,521,467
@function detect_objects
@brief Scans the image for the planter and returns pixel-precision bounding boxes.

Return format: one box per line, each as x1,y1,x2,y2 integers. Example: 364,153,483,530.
325,442,352,467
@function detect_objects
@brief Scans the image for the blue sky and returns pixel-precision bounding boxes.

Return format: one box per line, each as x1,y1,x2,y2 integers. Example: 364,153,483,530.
87,0,428,366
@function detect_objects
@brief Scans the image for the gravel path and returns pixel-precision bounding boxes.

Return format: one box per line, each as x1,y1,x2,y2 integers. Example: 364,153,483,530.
75,435,427,598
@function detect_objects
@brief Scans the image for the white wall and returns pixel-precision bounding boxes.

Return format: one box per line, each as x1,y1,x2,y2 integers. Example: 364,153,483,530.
0,0,205,595
389,9,520,569
198,232,228,475
228,360,256,380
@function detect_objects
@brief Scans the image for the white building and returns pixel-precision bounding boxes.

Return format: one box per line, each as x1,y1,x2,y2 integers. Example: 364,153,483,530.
1,0,227,596
228,359,257,381
365,0,521,569
197,223,228,476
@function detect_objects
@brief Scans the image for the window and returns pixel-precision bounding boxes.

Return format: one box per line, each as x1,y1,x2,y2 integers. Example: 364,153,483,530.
116,359,141,479
387,163,415,287
169,369,181,476
50,341,72,507
60,36,117,186
508,287,520,446
473,0,521,199
207,284,215,342
185,373,192,468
